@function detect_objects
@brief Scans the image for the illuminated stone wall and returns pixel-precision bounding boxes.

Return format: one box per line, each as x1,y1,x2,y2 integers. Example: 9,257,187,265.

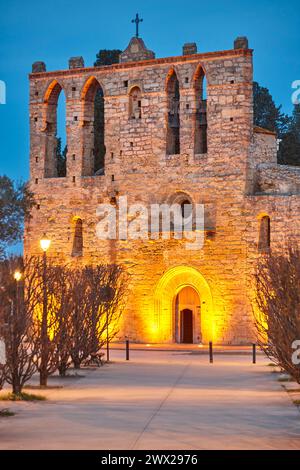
25,37,300,345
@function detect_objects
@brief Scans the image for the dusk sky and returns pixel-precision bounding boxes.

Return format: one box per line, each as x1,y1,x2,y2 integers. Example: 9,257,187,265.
0,0,299,181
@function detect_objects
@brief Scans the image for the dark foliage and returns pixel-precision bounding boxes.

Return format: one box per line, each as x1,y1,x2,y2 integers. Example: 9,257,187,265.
0,257,40,394
278,104,300,166
0,177,34,259
253,82,300,165
94,49,122,67
56,137,68,177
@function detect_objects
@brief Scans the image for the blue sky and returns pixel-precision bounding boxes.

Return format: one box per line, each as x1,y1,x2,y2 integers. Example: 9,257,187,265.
0,0,299,182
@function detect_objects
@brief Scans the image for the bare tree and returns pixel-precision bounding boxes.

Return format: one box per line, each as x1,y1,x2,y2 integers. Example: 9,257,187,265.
51,266,73,376
0,257,127,392
0,257,40,395
253,243,300,383
68,268,91,369
0,322,5,390
89,264,127,349
69,264,127,368
0,336,5,390
1,256,69,388
0,367,5,390
33,261,70,385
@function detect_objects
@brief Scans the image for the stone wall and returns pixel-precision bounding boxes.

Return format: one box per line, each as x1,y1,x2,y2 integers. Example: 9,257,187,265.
247,127,277,193
256,163,300,195
25,38,300,345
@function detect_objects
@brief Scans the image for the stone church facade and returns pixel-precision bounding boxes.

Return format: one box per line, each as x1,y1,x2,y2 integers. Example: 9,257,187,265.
25,35,300,345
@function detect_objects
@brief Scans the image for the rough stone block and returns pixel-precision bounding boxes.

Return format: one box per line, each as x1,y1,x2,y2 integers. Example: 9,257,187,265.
183,43,197,55
32,61,46,73
234,37,249,50
69,57,84,69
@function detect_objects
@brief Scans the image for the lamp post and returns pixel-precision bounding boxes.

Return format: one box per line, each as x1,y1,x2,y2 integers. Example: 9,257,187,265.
11,270,22,393
14,270,22,317
39,233,51,387
106,309,109,362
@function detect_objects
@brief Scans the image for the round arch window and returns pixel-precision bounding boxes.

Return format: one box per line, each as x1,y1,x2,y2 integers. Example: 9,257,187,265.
180,199,193,220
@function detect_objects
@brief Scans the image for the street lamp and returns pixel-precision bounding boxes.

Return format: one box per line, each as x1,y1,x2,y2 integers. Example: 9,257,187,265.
11,269,23,378
39,233,51,387
40,233,51,253
14,271,22,282
14,270,22,318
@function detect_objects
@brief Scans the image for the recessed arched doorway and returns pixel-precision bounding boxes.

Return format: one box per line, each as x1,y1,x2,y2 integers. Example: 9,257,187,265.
181,309,193,343
153,265,214,344
174,286,201,343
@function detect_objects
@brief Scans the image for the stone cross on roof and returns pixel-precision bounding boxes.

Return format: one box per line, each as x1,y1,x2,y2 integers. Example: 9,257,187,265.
131,13,143,38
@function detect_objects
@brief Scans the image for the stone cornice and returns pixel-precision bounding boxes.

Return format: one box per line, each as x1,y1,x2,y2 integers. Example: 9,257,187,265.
29,48,253,80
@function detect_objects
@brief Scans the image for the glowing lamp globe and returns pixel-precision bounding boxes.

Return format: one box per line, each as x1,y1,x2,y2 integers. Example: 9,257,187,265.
40,234,51,253
14,271,22,282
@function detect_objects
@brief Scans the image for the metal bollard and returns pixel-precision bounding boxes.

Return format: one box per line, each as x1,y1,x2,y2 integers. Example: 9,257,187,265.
252,343,256,364
106,316,110,362
209,341,213,363
126,339,130,361
106,339,110,362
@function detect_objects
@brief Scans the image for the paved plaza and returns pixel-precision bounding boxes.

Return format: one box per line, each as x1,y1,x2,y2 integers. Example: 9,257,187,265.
0,350,300,450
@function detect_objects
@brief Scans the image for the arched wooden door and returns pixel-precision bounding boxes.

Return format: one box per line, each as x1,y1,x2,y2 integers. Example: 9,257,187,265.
180,308,193,343
175,286,201,343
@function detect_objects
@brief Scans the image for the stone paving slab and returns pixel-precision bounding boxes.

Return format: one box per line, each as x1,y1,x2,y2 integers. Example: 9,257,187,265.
0,351,299,450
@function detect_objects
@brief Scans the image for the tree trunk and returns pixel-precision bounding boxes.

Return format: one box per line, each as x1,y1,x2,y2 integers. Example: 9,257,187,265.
58,364,66,377
12,381,22,395
40,370,48,387
73,358,81,369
